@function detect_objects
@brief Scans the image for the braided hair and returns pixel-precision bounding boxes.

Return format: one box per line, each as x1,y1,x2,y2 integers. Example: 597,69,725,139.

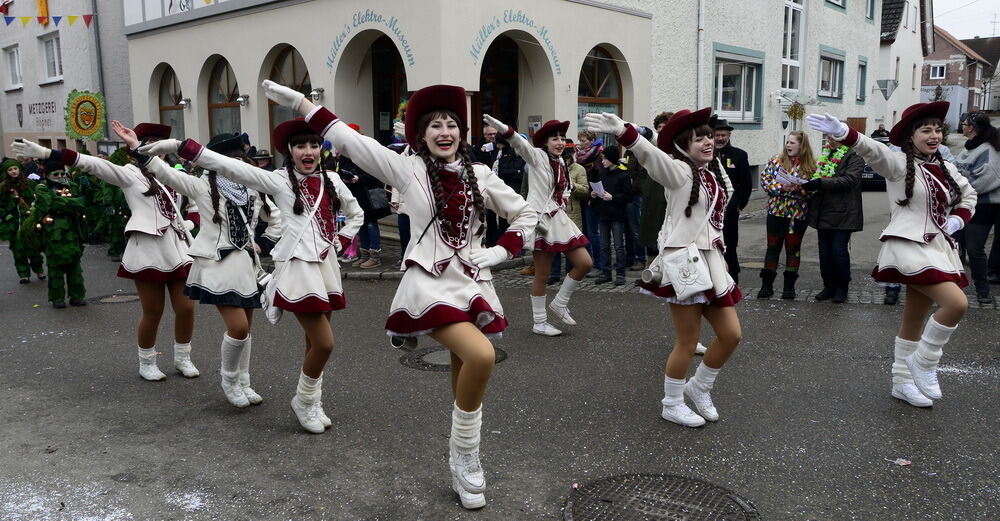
897,117,960,207
669,124,730,217
285,132,340,216
415,109,487,235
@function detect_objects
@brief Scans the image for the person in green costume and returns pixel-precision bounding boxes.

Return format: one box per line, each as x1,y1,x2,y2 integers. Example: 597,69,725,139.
0,159,46,283
33,160,87,308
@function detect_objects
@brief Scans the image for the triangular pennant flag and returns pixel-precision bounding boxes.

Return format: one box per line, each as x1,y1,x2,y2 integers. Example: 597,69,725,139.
52,16,61,25
37,16,47,26
82,14,93,27
19,16,31,26
67,15,78,26
3,17,14,26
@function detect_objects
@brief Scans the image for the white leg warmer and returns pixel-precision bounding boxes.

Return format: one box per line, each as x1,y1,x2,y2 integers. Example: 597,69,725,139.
530,295,548,325
913,317,955,370
891,336,919,384
661,375,686,406
690,363,720,392
552,277,580,308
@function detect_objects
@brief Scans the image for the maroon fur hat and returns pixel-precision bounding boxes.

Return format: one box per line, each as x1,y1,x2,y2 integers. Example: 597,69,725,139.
404,85,468,148
272,118,317,155
532,120,570,148
889,101,949,146
134,123,172,141
656,107,712,154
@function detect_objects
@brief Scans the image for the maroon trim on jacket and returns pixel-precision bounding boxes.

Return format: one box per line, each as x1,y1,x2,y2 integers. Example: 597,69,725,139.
533,234,589,253
57,148,79,166
496,229,525,257
639,281,744,308
617,124,641,148
499,125,516,140
307,107,340,137
273,291,347,312
952,207,972,224
841,127,861,147
117,262,191,281
385,296,507,335
177,139,204,162
872,266,969,288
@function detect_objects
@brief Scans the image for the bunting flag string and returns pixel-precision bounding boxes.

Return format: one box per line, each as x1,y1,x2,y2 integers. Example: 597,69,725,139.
1,13,93,28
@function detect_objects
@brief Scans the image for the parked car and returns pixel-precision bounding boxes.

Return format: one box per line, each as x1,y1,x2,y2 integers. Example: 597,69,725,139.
861,136,890,191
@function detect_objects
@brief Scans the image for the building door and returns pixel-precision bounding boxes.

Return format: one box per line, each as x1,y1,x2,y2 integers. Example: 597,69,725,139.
371,36,406,145
846,117,867,135
472,36,519,143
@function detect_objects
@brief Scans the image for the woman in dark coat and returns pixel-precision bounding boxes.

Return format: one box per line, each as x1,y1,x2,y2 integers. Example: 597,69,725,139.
803,134,865,303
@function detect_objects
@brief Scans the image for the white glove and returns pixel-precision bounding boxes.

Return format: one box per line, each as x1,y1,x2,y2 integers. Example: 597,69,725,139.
333,237,344,253
482,114,509,135
11,139,51,160
583,112,626,137
943,215,964,235
261,79,305,112
138,139,182,156
182,219,195,232
392,121,405,138
469,246,511,269
805,113,849,138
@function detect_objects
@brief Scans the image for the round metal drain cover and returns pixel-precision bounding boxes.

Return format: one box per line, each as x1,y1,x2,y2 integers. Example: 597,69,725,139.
94,293,140,304
564,473,759,521
400,345,507,372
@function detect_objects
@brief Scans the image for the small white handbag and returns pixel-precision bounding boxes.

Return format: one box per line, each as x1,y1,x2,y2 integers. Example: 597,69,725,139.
263,178,325,324
647,186,717,300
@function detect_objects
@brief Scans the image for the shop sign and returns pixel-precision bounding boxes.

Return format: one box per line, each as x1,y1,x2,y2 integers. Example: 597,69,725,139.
469,9,562,76
327,9,416,72
65,89,106,140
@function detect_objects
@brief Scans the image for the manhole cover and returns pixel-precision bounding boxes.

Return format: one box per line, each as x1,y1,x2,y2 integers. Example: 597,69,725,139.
94,293,140,304
564,474,759,521
399,344,507,372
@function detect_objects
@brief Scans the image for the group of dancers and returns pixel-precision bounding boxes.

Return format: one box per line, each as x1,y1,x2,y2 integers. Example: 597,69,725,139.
9,78,975,508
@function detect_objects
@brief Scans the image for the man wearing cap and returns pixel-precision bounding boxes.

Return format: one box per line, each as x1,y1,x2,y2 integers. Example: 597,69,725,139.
710,116,752,283
253,149,275,171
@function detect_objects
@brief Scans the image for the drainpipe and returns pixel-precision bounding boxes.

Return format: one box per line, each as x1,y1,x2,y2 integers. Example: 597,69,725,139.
696,0,705,108
91,0,108,140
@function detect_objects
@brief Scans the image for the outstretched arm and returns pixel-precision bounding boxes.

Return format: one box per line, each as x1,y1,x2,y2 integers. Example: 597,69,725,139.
262,80,414,192
140,139,286,195
482,114,546,167
806,113,905,182
585,112,689,189
12,138,138,188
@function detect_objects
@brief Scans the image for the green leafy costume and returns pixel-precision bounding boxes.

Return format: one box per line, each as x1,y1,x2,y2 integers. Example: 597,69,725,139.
0,160,45,279
33,177,87,303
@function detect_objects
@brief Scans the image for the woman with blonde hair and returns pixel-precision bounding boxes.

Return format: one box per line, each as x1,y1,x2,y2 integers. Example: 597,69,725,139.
757,130,816,299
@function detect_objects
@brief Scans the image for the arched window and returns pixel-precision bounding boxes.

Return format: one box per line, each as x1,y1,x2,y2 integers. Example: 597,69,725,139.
268,46,311,150
577,47,622,130
472,36,518,141
158,67,184,138
208,59,240,136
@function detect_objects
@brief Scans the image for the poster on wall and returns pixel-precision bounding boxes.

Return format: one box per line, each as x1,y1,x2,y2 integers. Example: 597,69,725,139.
65,89,106,141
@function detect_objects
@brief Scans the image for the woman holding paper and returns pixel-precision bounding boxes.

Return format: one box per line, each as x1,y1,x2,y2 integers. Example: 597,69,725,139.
757,131,816,299
483,114,594,337
585,109,742,428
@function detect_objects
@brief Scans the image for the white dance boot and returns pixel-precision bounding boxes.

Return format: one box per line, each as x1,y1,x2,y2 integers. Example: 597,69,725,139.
684,364,720,421
890,336,932,407
661,375,705,427
137,346,166,381
548,277,580,325
173,342,200,378
449,403,486,509
220,334,249,408
238,335,262,405
905,318,955,400
290,371,325,434
530,296,562,336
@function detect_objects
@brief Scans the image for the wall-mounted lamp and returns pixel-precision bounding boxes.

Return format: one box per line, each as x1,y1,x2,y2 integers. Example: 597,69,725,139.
309,88,325,103
236,94,250,106
178,98,191,109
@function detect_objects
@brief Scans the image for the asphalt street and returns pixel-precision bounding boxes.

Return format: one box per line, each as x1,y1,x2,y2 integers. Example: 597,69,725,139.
1,192,998,521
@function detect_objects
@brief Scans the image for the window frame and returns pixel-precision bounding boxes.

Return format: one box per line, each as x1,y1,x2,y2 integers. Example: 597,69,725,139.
206,59,241,136
4,45,22,89
781,0,805,91
865,0,875,20
38,32,63,83
158,67,185,139
818,54,845,100
929,64,946,80
856,60,867,103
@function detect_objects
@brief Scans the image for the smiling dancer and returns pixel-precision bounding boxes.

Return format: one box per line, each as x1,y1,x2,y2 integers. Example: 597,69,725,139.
586,109,743,427
482,114,593,337
807,103,976,408
263,79,536,509
13,124,199,382
140,119,363,432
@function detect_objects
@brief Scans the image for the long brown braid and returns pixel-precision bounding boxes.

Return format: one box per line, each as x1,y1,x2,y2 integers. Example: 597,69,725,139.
670,124,728,217
209,170,223,224
285,162,340,216
897,143,960,207
415,110,487,235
